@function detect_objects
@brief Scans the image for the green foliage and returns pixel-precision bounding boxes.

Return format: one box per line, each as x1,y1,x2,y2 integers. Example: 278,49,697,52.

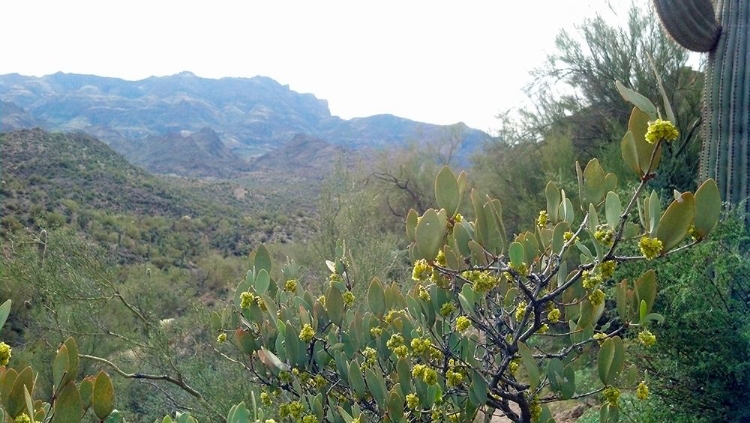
616,213,750,422
214,86,718,422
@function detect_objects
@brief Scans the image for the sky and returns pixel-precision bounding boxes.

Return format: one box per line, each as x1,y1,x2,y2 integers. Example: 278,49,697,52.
1,1,610,133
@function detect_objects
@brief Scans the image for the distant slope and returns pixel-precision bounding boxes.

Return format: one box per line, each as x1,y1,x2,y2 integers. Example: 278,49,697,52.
1,128,199,217
0,72,490,176
114,128,252,178
0,101,44,131
0,129,317,260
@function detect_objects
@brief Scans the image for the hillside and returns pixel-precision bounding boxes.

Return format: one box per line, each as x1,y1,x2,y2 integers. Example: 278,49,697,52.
0,72,490,176
0,129,315,262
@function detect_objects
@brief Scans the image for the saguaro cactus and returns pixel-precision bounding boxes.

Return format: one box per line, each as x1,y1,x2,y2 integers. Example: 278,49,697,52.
655,0,750,219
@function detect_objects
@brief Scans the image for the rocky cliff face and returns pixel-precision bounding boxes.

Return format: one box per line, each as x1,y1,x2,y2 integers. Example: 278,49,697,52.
0,72,489,177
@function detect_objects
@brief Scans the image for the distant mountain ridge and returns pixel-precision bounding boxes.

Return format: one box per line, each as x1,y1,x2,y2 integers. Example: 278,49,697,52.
0,72,489,177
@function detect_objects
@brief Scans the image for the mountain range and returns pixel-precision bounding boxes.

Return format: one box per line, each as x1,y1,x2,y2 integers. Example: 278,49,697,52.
0,72,490,177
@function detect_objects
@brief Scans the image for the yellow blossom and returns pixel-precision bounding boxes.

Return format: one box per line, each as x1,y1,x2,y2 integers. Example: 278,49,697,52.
299,324,315,342
547,308,561,324
240,291,255,309
515,301,527,321
638,330,656,347
603,386,621,407
456,316,471,332
537,210,549,227
342,290,355,306
412,259,432,281
406,393,420,409
0,342,11,366
446,369,464,387
588,289,605,306
645,119,679,144
216,333,227,343
639,236,663,260
418,285,430,301
636,381,649,400
284,279,297,293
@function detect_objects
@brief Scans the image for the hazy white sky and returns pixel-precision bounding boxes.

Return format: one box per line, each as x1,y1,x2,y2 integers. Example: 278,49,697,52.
1,0,610,132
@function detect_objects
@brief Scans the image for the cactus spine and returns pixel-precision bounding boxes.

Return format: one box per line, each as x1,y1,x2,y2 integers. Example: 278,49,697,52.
655,0,750,219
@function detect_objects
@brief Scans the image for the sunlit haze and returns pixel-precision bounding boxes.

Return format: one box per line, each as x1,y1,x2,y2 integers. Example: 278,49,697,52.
1,0,611,132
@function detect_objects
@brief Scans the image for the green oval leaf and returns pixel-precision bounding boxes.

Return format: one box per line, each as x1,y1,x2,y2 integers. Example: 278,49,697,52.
435,166,460,217
545,182,561,225
406,209,418,242
657,192,695,251
0,300,11,334
621,131,640,176
92,371,115,420
8,366,34,418
509,242,525,269
616,80,657,119
597,336,625,386
694,178,721,238
605,192,622,231
52,381,83,423
517,342,540,391
415,209,447,262
326,286,344,327
367,278,386,319
253,244,272,274
53,345,69,394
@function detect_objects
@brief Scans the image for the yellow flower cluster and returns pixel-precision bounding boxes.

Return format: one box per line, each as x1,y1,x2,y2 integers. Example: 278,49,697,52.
603,386,621,407
412,259,432,281
284,279,297,293
240,291,255,309
370,327,382,337
342,291,355,306
547,308,561,324
636,381,649,400
386,333,405,350
582,270,604,289
260,391,272,406
14,414,31,423
412,365,437,385
588,289,605,306
446,369,464,387
362,347,377,366
299,324,315,342
0,342,12,366
563,231,578,243
456,316,471,332
537,210,549,227
216,333,227,343
418,285,430,301
639,236,663,260
435,250,447,266
406,393,420,409
645,119,679,144
515,301,527,321
440,302,457,317
462,270,497,293
638,329,657,347
594,228,614,247
600,260,616,279
410,337,432,354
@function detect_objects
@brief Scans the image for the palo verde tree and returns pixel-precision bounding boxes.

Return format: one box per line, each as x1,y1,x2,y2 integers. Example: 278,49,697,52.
212,84,721,423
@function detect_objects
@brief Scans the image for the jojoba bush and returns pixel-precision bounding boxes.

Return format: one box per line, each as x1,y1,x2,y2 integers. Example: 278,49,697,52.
213,85,722,423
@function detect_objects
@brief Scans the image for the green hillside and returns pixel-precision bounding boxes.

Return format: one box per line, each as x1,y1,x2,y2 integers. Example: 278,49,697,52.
1,129,315,264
